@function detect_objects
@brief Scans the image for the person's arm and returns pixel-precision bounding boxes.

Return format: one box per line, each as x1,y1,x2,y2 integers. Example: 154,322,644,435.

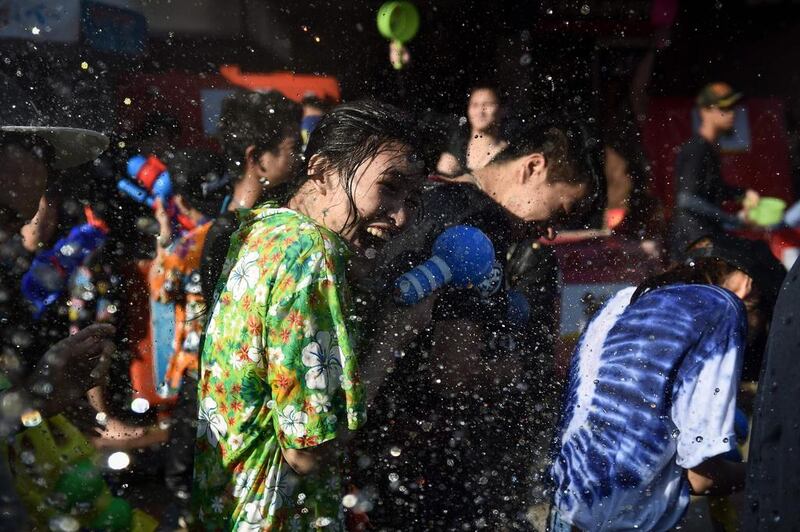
676,192,742,227
0,324,115,437
688,455,746,496
265,235,366,475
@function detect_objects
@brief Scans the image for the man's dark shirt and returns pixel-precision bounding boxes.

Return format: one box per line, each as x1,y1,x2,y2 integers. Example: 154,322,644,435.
671,135,744,257
354,183,560,531
199,210,238,305
744,259,800,530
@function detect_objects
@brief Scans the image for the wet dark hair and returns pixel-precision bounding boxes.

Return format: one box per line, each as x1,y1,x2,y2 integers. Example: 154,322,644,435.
632,257,740,303
217,90,301,179
296,99,427,230
491,121,597,188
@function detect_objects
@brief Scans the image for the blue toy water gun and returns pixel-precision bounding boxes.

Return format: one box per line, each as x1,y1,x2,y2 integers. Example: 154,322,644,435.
117,155,196,232
394,225,495,305
22,207,108,318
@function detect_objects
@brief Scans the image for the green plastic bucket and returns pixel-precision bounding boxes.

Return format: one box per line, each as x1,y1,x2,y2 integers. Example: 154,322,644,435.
748,197,786,226
377,1,420,44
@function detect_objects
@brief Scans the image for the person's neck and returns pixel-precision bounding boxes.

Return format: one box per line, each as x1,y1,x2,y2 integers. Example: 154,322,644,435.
228,167,262,211
698,121,719,144
469,165,505,199
471,126,500,143
286,186,318,223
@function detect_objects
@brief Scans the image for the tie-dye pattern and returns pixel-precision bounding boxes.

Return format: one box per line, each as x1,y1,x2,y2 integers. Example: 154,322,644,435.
551,284,746,531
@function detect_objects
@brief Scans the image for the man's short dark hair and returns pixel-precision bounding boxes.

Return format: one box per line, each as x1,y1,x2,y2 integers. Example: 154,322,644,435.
217,90,301,179
491,121,598,188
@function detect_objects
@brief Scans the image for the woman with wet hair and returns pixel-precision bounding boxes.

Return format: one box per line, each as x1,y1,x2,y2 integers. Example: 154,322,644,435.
192,100,429,530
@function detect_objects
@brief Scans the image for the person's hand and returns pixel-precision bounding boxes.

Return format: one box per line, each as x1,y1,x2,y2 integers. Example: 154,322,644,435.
153,198,172,248
25,323,116,418
743,189,760,211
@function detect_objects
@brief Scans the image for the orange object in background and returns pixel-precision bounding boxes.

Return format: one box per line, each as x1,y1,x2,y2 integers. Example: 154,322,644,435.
604,207,627,231
116,67,341,151
219,65,341,103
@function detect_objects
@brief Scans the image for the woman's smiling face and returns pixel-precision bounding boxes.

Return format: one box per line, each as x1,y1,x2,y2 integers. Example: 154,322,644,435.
315,141,424,252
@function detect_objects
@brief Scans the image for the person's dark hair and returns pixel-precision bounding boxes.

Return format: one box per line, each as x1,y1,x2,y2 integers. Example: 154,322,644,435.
468,82,503,104
217,90,301,179
297,99,427,230
631,257,740,303
163,149,228,218
301,94,334,113
491,121,597,188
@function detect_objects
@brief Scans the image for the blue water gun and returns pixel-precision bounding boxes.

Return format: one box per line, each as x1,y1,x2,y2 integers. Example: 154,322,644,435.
117,155,196,232
22,207,108,318
394,225,495,305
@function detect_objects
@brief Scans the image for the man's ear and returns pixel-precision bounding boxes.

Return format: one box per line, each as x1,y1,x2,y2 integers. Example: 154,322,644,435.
520,153,546,183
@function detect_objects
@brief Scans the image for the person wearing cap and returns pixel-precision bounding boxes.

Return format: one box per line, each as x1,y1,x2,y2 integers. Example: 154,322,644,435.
0,85,116,524
549,235,785,531
670,82,761,259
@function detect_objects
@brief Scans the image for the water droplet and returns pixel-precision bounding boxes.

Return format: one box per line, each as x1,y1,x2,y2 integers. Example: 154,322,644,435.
390,446,402,457
108,451,131,470
130,397,150,413
48,515,80,532
342,494,358,508
21,409,42,427
695,436,703,443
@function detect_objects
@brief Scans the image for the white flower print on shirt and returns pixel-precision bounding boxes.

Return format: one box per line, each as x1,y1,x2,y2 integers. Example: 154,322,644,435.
301,330,343,393
198,396,227,447
278,404,308,437
247,335,265,366
228,433,244,451
268,346,284,365
226,251,260,301
233,468,257,500
264,463,292,514
236,500,266,532
309,393,332,413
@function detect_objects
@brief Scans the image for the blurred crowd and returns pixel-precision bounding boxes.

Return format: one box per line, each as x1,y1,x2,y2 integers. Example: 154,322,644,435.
0,50,799,532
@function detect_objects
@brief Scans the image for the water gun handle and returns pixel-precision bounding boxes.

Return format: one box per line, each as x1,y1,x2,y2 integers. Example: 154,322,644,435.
394,256,452,305
118,179,155,207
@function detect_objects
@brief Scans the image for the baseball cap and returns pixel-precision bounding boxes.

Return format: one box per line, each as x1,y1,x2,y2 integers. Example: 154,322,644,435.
0,73,108,169
686,234,786,308
696,82,743,109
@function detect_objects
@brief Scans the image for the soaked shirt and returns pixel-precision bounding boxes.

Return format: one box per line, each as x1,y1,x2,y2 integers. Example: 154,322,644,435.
551,285,746,531
193,206,366,531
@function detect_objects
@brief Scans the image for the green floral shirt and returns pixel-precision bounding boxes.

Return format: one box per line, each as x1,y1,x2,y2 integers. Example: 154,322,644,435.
193,206,366,531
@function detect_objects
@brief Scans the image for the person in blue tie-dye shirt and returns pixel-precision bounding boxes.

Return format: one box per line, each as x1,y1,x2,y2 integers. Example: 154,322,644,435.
550,236,785,532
